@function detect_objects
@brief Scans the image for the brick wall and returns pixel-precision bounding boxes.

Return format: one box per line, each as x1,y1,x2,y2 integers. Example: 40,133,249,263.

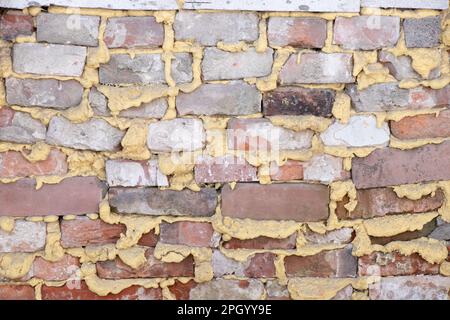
0,0,449,300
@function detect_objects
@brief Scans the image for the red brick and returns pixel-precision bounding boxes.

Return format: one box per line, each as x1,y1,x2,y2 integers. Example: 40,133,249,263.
244,253,277,278
96,248,194,279
159,221,216,247
263,87,335,117
221,183,329,222
0,106,15,126
60,217,125,248
168,280,198,300
359,252,439,276
104,17,164,48
0,285,35,300
0,149,67,178
333,16,400,50
194,155,257,183
223,234,297,250
268,17,327,48
352,142,450,188
390,109,450,140
0,177,107,217
41,282,162,300
284,246,357,277
336,188,444,219
137,230,158,247
269,160,304,181
30,254,80,281
0,11,33,40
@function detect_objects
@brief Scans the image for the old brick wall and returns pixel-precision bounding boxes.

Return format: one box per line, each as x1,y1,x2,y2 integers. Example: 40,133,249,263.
0,0,449,300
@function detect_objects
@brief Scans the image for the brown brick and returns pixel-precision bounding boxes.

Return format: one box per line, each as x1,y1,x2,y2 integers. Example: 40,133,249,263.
96,248,194,279
336,188,444,220
0,285,35,300
104,17,164,48
391,109,450,140
352,142,450,188
370,220,436,245
269,160,304,181
0,149,67,178
263,87,335,117
109,187,217,217
0,177,107,217
159,222,216,247
137,230,158,247
221,183,329,222
0,11,33,40
41,282,162,300
61,217,126,248
194,155,257,183
168,280,198,300
31,255,80,281
244,253,277,278
284,246,357,277
268,17,327,48
223,234,297,250
359,252,439,276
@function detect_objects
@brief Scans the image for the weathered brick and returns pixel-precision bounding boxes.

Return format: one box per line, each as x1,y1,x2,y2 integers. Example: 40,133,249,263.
147,118,205,152
46,116,125,152
119,99,168,119
0,177,107,217
221,183,329,222
159,222,217,247
0,10,33,40
263,87,335,117
0,107,46,144
303,154,349,183
359,252,439,276
404,17,441,48
223,234,297,250
174,11,259,46
352,141,450,188
99,54,165,85
0,285,35,300
6,77,83,109
104,17,164,48
370,220,436,245
137,230,158,247
369,275,450,300
106,159,168,187
270,160,304,181
391,109,450,140
0,220,46,253
0,149,67,178
361,0,448,10
429,223,450,241
268,17,327,48
379,51,419,81
202,48,273,81
13,43,86,77
88,87,109,116
109,187,217,217
176,81,261,116
280,53,354,84
36,13,100,47
96,248,194,279
265,280,290,300
189,279,264,300
30,255,80,281
333,16,400,50
60,216,126,248
194,155,257,183
41,282,162,300
171,52,193,84
227,118,313,151
320,115,390,147
336,188,444,220
304,228,354,245
347,83,450,112
244,253,277,278
284,246,357,277
212,250,276,278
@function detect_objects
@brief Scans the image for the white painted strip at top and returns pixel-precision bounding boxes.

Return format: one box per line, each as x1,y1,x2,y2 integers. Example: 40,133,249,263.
0,0,179,10
361,0,449,9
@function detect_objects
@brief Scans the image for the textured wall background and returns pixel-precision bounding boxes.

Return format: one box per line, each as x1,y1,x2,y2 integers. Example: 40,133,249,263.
0,0,449,300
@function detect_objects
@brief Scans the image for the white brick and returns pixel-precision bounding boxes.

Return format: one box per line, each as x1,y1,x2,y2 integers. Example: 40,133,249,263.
106,159,168,187
0,221,46,253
